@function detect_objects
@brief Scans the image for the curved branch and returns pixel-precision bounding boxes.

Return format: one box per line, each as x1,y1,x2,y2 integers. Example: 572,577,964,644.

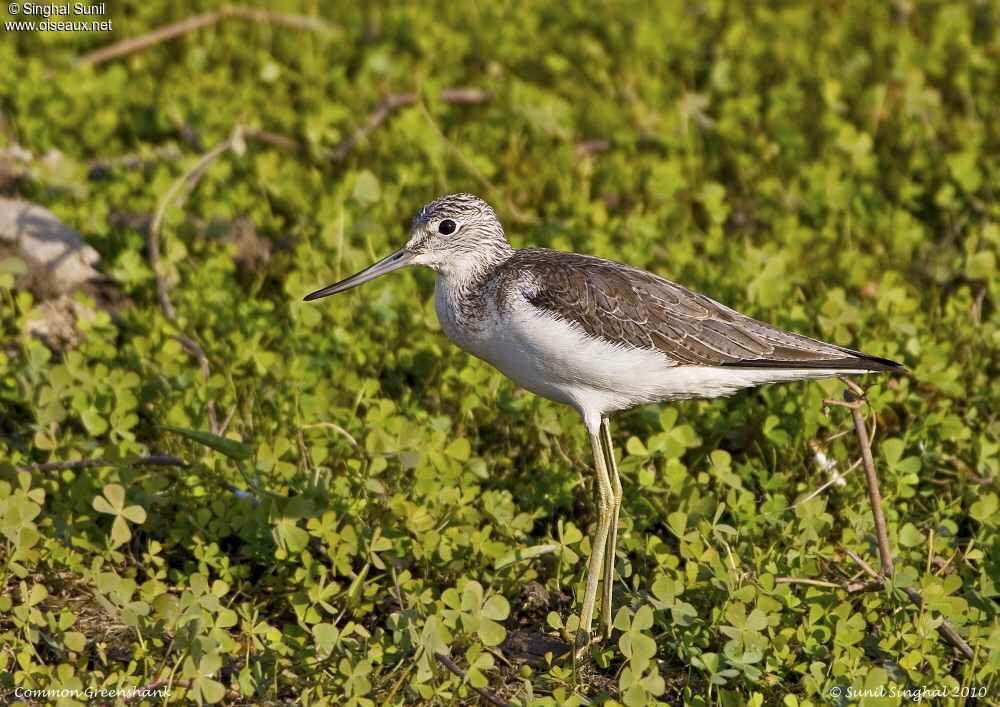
333,89,492,162
148,126,241,322
79,6,334,66
20,455,187,473
434,653,508,707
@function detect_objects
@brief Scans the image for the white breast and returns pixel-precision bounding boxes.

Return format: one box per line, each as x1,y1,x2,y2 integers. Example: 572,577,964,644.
435,281,865,427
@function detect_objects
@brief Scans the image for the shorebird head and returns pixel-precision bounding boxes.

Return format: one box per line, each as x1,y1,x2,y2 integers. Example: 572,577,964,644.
303,192,510,300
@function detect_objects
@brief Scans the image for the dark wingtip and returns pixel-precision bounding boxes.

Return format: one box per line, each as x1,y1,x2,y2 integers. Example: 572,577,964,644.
721,350,905,372
832,346,905,373
866,356,905,372
724,358,899,372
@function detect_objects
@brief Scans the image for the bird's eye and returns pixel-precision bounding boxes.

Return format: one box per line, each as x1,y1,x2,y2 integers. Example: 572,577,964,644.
438,219,457,235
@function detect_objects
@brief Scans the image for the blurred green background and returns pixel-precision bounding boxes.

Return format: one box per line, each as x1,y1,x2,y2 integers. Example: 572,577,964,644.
0,1,997,705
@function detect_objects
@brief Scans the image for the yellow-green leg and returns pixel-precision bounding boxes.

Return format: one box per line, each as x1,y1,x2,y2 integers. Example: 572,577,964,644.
576,426,614,650
599,416,623,640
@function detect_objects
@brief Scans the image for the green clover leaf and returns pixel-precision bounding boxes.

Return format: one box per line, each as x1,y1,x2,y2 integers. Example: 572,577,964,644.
92,484,146,547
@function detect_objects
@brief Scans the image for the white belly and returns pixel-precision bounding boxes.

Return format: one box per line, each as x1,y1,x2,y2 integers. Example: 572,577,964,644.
435,282,865,426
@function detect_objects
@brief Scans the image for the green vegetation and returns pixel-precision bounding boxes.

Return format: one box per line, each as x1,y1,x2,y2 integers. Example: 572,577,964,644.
1,1,998,704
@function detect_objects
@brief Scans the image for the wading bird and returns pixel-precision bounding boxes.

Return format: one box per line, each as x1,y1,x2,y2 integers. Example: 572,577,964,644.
304,193,900,648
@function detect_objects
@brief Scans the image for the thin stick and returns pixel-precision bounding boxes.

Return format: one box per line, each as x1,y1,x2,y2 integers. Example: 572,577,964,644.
242,128,300,152
774,551,880,594
774,577,843,589
327,87,545,224
846,390,894,577
173,334,209,377
897,585,974,659
845,579,886,594
87,143,184,178
782,387,974,660
79,6,334,66
171,334,220,432
89,128,298,179
838,387,975,661
333,89,491,162
844,548,974,659
795,457,862,508
842,377,866,397
19,455,187,473
299,421,359,448
438,88,494,104
415,98,536,225
576,139,611,156
823,397,861,409
149,127,242,322
332,92,416,162
148,125,300,324
148,127,258,434
434,652,509,707
217,404,237,437
843,547,882,579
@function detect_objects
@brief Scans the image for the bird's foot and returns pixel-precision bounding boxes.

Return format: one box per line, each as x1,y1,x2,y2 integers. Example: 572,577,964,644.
600,624,614,643
572,629,597,660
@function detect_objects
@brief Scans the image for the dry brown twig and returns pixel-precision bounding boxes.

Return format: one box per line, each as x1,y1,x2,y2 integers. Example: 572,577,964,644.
299,421,359,448
842,546,974,659
89,128,298,180
148,126,244,322
417,95,541,226
844,389,893,578
78,5,335,66
777,383,974,660
331,88,539,226
87,144,184,179
242,127,300,152
18,455,187,473
146,123,291,434
773,577,842,589
434,652,509,707
576,139,611,156
333,88,492,162
147,125,259,434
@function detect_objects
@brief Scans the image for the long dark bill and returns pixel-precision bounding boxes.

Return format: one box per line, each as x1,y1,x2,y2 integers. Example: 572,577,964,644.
303,247,414,301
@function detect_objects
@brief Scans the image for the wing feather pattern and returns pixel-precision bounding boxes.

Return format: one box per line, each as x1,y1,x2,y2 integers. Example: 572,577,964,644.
497,249,901,372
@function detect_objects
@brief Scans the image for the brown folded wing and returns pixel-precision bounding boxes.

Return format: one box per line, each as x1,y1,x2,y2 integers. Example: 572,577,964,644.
500,249,899,371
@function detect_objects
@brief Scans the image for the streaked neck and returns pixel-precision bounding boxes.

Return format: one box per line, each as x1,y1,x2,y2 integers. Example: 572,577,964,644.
437,240,515,290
